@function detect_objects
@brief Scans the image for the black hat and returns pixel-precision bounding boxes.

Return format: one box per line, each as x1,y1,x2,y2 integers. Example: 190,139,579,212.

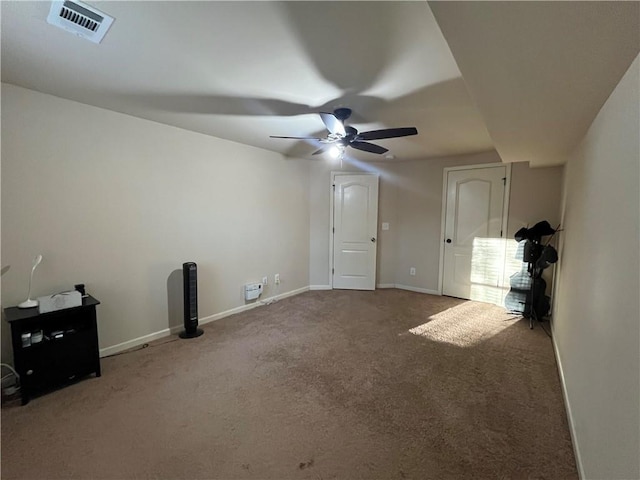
514,221,556,242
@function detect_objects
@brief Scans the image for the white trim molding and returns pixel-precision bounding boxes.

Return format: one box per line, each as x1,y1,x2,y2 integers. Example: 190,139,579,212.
99,328,174,357
99,284,446,358
99,286,310,358
550,320,586,480
394,284,440,296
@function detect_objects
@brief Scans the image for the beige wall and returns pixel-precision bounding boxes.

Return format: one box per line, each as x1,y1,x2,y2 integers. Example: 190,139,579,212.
1,84,310,361
507,161,563,237
392,151,497,291
553,55,639,479
309,151,563,293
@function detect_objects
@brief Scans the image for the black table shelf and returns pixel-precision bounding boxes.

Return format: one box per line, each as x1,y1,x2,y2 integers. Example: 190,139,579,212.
4,295,101,405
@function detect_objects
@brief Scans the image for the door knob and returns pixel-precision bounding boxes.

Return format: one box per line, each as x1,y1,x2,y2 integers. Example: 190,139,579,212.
371,237,376,243
446,238,452,243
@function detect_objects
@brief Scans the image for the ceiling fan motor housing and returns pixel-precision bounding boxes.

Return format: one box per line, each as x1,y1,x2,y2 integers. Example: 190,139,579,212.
333,107,352,122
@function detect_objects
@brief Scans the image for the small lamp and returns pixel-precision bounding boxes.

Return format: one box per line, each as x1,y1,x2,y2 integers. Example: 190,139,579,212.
18,255,43,309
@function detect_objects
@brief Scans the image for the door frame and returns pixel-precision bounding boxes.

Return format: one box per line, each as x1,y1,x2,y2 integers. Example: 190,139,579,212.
329,171,380,289
437,162,512,295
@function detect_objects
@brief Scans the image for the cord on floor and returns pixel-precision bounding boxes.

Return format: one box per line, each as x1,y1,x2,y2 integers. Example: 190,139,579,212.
258,284,281,307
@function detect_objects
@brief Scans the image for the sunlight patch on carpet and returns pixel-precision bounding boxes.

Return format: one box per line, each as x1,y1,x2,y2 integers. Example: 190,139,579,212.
408,301,515,347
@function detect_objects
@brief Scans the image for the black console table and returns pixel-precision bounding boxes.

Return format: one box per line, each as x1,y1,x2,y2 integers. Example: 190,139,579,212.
4,295,101,405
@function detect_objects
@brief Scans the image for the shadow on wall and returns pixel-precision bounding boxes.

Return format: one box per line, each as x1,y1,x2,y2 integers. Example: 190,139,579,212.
1,315,13,365
167,269,183,331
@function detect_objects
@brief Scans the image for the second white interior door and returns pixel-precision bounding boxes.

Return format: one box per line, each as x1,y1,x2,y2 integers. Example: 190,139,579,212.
442,165,507,301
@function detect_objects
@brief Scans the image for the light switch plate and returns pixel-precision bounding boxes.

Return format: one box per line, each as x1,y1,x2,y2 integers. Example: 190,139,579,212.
382,222,389,231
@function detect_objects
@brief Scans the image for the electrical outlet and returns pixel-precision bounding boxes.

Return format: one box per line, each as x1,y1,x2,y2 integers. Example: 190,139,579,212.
262,276,268,286
410,267,416,276
274,273,280,285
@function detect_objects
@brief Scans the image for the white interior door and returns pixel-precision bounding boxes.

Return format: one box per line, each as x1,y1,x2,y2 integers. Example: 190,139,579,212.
333,174,379,290
443,166,507,301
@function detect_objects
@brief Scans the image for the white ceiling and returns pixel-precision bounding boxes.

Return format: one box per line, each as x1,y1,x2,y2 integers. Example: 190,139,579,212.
429,1,640,167
1,1,638,166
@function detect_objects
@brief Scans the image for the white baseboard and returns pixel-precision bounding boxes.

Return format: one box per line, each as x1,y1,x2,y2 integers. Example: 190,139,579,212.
199,286,309,325
271,286,310,302
550,320,585,480
307,284,441,294
99,328,173,357
99,286,309,358
394,284,440,295
99,284,443,357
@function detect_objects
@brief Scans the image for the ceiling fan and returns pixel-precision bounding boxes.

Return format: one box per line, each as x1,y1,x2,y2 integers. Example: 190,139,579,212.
269,107,418,156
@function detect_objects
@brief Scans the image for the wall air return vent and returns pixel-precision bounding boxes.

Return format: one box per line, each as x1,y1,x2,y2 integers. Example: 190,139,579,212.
47,1,114,44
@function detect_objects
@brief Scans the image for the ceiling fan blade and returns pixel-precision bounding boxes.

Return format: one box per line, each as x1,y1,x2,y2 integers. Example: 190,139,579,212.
350,141,388,155
270,135,322,140
357,127,418,141
312,146,331,156
319,112,346,136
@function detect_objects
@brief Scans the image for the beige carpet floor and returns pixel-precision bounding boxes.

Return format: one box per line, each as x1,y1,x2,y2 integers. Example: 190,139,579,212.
1,289,577,479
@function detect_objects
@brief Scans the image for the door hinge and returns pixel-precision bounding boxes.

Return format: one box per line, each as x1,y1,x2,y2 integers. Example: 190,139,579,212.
332,227,335,234
332,268,334,275
500,229,503,237
502,177,506,185
333,184,336,190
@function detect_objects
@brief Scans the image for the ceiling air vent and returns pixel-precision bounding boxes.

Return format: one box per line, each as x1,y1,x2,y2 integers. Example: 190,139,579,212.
47,0,114,44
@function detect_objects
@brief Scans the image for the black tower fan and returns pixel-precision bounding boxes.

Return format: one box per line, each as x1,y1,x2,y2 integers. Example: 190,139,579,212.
179,262,203,339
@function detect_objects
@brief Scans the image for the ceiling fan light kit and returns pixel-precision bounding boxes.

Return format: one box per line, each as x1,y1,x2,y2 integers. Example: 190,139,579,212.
270,108,417,159
328,145,343,159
